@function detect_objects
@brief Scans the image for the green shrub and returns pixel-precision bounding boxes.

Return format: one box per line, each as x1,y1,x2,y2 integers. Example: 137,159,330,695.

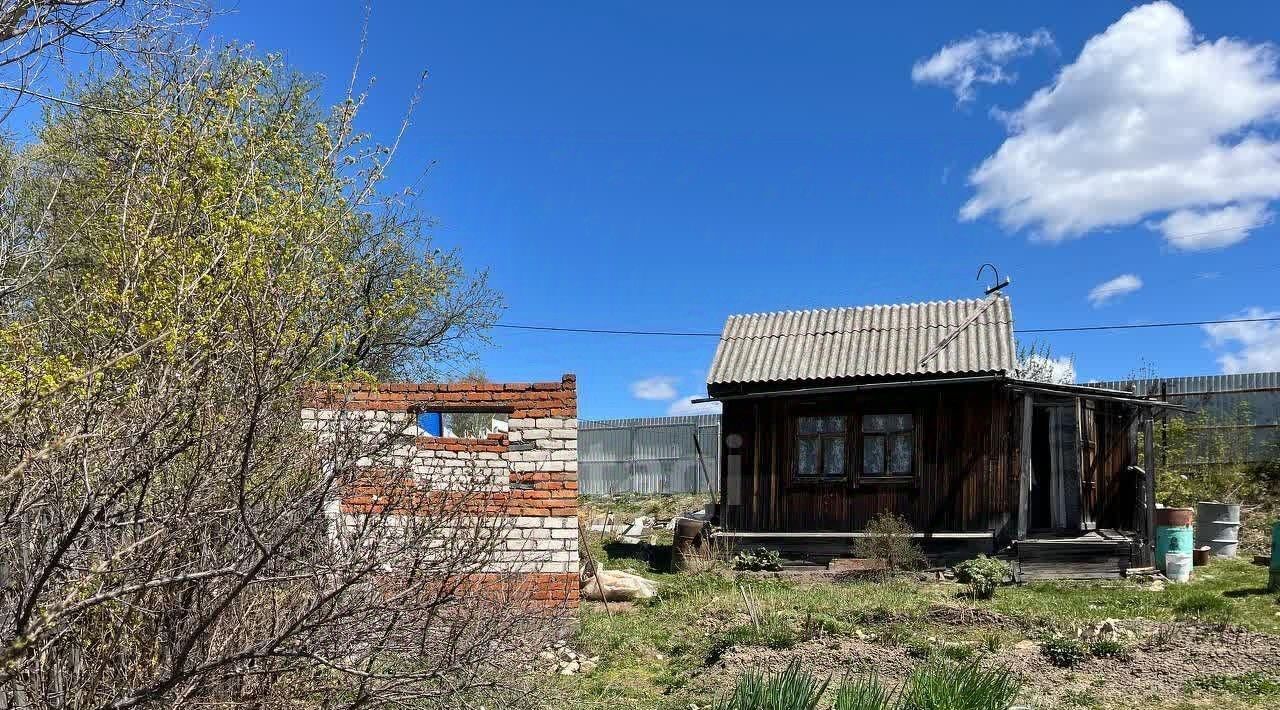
853,513,927,573
734,547,784,572
1088,638,1131,661
953,555,1011,599
833,674,895,710
1173,591,1235,623
1040,636,1088,668
899,660,1022,710
713,661,828,710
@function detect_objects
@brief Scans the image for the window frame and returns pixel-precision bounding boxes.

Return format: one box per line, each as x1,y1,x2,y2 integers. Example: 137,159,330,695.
857,412,916,482
788,409,850,484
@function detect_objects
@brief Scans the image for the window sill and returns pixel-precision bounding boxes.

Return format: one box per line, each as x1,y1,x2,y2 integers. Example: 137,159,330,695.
786,477,851,490
857,475,915,486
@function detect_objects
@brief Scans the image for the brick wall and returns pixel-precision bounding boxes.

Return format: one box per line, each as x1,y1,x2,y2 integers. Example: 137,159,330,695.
303,374,579,608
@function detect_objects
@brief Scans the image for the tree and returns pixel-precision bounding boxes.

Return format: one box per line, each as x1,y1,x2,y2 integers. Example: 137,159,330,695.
0,47,547,710
1013,339,1075,384
0,1,209,122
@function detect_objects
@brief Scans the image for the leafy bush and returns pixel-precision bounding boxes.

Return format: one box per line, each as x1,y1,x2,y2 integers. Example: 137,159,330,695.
1040,636,1088,668
953,555,1011,599
853,513,927,573
1088,638,1131,661
734,547,784,572
1173,591,1235,623
899,660,1023,710
833,675,895,710
714,661,828,710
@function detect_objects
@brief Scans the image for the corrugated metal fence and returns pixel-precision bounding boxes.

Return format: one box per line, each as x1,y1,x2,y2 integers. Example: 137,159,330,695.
1088,372,1280,462
579,415,721,495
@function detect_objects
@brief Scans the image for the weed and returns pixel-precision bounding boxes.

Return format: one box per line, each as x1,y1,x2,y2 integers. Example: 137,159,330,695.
706,615,798,664
977,631,1008,654
1087,638,1131,661
954,555,1011,599
1148,623,1178,649
1185,671,1280,700
1040,636,1089,668
905,638,935,659
938,643,977,663
899,660,1022,710
832,674,895,710
734,547,784,572
713,661,828,710
1061,689,1101,708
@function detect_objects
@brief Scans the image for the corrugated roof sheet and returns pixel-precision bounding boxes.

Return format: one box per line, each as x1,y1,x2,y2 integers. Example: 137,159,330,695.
707,296,1015,385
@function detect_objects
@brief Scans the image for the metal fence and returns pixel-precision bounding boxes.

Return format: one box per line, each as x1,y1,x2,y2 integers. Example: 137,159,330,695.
1088,372,1280,462
579,415,721,495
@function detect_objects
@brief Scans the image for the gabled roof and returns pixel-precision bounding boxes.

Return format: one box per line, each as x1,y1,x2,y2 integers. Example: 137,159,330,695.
707,296,1015,387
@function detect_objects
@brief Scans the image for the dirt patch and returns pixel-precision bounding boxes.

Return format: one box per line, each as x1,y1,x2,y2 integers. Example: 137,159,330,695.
702,622,1280,708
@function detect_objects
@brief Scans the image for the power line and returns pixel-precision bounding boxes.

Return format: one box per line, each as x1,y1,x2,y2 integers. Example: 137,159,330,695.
488,314,1280,338
1016,315,1280,334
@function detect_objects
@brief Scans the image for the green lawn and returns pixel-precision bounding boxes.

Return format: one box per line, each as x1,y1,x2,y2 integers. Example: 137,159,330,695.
546,530,1280,710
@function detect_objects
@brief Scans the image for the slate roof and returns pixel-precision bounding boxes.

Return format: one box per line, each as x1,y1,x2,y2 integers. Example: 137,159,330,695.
707,296,1016,386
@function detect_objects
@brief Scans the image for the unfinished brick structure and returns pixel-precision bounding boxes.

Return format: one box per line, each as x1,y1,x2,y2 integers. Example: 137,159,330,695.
303,374,579,608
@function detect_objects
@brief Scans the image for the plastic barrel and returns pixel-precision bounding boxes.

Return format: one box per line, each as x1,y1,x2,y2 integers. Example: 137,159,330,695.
1270,522,1280,593
1196,502,1241,558
1165,552,1193,583
1155,525,1194,573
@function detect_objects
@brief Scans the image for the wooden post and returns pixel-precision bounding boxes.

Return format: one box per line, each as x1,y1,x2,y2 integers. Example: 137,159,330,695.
1141,412,1157,567
1017,393,1033,540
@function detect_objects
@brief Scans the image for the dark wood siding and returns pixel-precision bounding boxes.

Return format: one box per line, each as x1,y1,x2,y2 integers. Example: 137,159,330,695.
1083,400,1139,530
718,382,1015,535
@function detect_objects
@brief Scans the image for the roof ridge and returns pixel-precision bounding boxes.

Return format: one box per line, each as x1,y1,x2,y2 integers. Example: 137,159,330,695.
723,295,1005,323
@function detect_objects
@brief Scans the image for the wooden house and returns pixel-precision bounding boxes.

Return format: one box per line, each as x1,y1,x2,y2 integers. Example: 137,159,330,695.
703,295,1169,579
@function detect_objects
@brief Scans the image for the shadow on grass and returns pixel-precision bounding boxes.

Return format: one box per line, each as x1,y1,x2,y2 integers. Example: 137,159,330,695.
1223,587,1275,599
603,540,673,573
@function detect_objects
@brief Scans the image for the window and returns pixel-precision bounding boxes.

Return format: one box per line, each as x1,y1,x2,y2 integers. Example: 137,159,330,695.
414,411,509,439
862,414,913,476
794,415,847,479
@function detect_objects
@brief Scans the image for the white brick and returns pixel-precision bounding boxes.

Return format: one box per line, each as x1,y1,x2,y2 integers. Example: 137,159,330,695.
535,418,566,429
508,418,535,428
520,428,549,440
551,429,576,439
550,528,577,539
537,438,564,449
550,450,575,461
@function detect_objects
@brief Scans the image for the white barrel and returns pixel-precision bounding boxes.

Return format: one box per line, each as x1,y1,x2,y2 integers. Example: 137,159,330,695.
1195,502,1241,558
1165,552,1193,583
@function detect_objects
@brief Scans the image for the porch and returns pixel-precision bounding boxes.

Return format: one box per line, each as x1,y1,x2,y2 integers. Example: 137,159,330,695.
1008,529,1138,582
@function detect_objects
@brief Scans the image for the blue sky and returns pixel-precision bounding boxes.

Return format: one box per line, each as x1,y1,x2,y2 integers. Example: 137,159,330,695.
216,2,1280,419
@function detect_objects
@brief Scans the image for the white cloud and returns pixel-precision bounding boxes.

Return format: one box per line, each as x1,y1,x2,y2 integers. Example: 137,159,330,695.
961,2,1280,249
1203,307,1280,373
667,395,721,416
1154,202,1273,250
912,29,1054,103
630,375,678,401
1088,274,1143,307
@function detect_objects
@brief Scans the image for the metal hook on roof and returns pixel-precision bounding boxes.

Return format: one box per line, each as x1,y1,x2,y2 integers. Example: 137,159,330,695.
976,263,1011,295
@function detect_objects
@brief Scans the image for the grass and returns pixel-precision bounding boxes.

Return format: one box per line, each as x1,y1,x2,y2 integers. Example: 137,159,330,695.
1186,671,1280,701
558,521,1280,710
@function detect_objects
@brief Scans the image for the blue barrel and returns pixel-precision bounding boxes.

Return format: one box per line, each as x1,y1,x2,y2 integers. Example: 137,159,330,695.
1155,525,1194,573
1270,522,1280,592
